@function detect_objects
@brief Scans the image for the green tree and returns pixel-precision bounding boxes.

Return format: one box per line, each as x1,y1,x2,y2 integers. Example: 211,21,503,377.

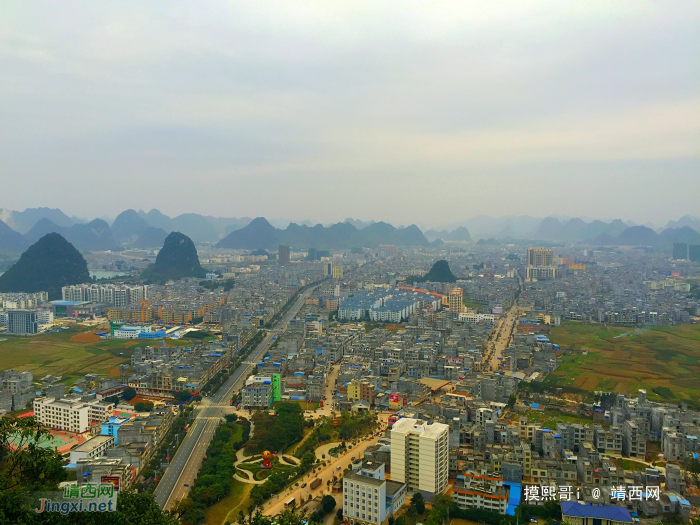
122,387,137,401
0,417,178,524
134,401,154,412
321,494,336,513
412,492,426,514
686,457,700,480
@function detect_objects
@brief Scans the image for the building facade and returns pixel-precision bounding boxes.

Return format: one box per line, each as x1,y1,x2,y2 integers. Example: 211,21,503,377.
7,310,38,335
389,418,450,497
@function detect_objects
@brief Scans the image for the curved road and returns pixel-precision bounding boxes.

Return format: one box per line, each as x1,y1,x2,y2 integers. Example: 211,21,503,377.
154,289,315,510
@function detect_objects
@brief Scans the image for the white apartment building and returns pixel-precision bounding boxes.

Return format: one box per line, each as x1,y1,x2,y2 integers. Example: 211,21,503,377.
34,397,90,433
242,375,274,408
0,292,48,309
390,418,450,496
69,435,115,464
458,312,496,323
37,310,54,325
61,284,148,306
343,461,406,525
86,400,114,423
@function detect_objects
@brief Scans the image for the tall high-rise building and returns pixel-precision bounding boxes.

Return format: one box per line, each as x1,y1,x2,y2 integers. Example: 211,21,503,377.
332,265,344,279
672,242,688,260
526,247,557,280
448,287,464,313
307,247,318,261
390,418,449,496
527,247,554,266
689,245,700,262
278,245,290,266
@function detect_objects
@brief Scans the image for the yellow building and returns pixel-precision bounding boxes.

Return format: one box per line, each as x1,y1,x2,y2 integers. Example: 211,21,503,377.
448,287,464,313
527,247,554,266
331,265,343,279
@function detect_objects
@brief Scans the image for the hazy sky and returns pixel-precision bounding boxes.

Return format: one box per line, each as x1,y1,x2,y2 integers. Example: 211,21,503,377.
2,2,699,227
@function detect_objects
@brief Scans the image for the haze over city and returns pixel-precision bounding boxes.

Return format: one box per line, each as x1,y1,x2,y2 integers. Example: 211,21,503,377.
3,4,700,525
2,2,699,225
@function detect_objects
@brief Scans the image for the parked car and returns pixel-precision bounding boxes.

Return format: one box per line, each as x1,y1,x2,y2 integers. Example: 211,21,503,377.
301,483,307,488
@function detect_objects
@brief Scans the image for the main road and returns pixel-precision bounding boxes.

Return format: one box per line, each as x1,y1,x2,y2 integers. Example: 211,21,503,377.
484,304,519,372
154,289,316,510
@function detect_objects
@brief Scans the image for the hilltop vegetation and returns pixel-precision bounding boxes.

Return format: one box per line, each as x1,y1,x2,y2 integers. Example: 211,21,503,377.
406,259,457,284
0,233,90,299
141,231,206,284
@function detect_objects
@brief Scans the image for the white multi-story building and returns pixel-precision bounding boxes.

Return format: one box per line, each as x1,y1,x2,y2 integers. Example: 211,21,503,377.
34,397,90,433
0,292,48,309
36,310,54,325
343,461,406,525
242,375,274,408
69,435,115,464
390,418,450,497
452,472,510,514
61,284,148,306
458,312,496,323
86,400,115,424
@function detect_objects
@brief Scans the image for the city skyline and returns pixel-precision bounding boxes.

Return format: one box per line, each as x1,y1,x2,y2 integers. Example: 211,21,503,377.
2,2,699,224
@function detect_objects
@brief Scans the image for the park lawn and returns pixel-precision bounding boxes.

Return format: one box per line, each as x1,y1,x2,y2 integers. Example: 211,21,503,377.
545,323,700,407
206,478,252,525
0,323,194,381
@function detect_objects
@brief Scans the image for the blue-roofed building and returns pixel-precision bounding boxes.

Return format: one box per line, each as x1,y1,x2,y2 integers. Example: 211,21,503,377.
101,416,131,445
561,501,633,525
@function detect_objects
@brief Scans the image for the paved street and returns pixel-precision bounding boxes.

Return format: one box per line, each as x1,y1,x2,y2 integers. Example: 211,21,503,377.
484,305,519,372
262,415,389,518
153,290,314,510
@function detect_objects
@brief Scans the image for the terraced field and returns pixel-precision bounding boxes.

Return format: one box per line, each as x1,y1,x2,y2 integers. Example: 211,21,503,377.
544,323,700,406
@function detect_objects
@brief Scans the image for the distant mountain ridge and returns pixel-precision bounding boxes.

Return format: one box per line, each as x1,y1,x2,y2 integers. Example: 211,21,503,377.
137,209,252,242
4,206,700,251
0,220,28,253
424,226,471,243
216,217,429,250
594,225,700,248
24,218,121,252
0,207,75,234
111,210,168,248
529,216,628,242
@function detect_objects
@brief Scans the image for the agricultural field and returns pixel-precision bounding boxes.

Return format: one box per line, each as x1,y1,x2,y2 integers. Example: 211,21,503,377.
0,323,193,385
545,323,700,406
